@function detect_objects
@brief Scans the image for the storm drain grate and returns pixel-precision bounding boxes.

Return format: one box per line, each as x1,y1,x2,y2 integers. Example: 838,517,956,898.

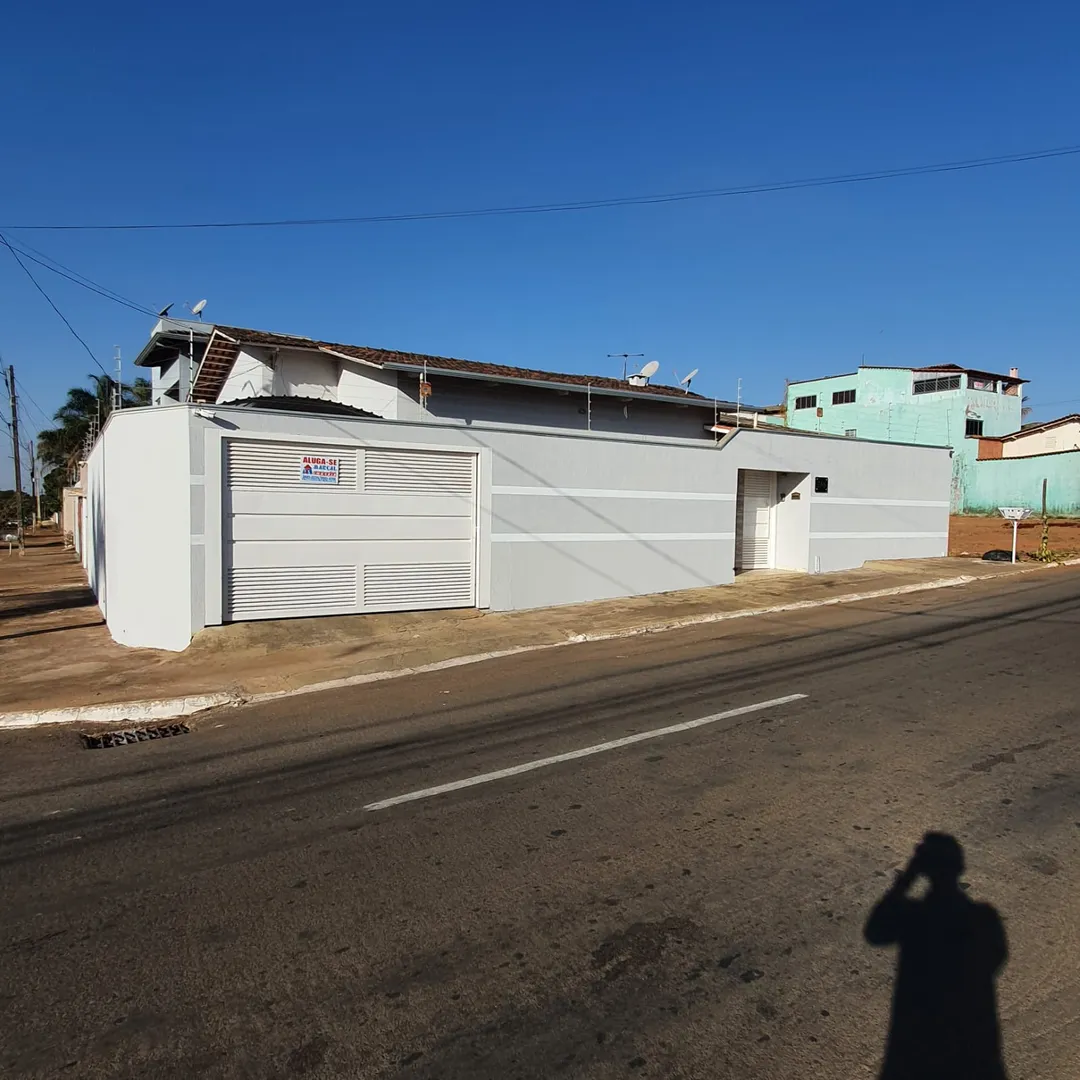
82,724,190,750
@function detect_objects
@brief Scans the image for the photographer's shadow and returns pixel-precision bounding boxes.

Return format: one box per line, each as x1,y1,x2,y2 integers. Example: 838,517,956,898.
865,832,1008,1080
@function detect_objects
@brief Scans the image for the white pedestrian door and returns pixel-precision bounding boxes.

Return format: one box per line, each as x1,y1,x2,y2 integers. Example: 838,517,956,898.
734,469,775,570
224,440,477,622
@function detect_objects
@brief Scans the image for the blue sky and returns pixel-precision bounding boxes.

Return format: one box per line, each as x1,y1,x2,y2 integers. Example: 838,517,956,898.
2,1,1079,486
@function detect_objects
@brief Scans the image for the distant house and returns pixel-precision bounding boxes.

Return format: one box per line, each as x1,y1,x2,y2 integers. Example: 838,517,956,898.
958,414,1080,518
135,319,778,438
784,364,1027,510
977,414,1080,459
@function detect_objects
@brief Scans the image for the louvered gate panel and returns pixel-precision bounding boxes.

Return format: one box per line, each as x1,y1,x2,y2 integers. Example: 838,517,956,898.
223,439,478,624
364,562,474,610
226,566,357,620
227,441,358,490
735,470,774,570
364,449,474,495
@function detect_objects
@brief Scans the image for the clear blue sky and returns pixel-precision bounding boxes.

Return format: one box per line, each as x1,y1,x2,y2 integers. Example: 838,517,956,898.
3,1,1079,487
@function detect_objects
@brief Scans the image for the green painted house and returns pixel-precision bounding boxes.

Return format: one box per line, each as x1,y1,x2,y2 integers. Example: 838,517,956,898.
783,365,1026,510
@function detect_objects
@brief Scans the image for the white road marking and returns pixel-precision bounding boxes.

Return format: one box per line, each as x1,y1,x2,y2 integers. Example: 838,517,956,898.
364,693,807,812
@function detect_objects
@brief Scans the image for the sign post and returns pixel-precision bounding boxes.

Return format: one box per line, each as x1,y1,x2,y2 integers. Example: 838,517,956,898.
998,506,1032,564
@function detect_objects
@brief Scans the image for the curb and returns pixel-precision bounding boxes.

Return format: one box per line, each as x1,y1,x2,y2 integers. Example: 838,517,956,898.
0,693,236,732
0,571,1004,731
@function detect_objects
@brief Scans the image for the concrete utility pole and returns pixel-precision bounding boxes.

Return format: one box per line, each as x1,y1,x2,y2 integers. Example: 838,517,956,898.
7,366,24,552
28,439,39,531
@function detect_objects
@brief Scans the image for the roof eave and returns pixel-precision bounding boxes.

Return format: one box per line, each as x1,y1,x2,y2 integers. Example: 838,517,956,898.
382,360,755,410
133,318,214,367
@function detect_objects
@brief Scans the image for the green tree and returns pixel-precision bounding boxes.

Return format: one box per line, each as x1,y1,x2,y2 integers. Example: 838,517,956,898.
35,373,152,488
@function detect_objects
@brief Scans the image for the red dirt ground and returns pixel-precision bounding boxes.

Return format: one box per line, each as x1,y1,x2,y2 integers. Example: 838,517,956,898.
949,515,1080,558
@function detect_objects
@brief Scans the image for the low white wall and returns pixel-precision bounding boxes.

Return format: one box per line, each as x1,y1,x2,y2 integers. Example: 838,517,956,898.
89,406,953,649
84,408,193,651
725,429,952,573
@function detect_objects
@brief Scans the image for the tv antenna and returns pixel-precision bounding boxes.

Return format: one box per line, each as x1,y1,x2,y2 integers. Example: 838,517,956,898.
627,359,659,387
186,299,208,319
608,352,644,380
672,367,700,394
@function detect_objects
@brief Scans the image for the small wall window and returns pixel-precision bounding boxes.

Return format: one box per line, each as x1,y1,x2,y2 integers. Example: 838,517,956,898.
814,476,829,494
969,377,996,392
844,428,857,438
965,418,984,437
794,394,817,410
832,389,856,405
913,375,961,395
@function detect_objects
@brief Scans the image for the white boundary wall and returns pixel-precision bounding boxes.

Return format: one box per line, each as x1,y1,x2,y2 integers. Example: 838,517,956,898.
83,405,951,650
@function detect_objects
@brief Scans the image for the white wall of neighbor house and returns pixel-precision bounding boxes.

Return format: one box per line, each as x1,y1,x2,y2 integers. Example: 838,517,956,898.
215,347,407,418
217,347,273,401
271,351,338,399
83,407,194,650
210,346,730,433
338,361,401,417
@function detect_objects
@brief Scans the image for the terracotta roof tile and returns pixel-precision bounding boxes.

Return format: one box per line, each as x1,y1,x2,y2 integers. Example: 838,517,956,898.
208,325,732,406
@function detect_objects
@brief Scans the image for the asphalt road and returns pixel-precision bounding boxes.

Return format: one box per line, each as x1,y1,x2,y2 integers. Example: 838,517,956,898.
3,569,1080,1079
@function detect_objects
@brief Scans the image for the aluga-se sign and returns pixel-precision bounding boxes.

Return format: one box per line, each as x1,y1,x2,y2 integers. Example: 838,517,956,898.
300,455,340,484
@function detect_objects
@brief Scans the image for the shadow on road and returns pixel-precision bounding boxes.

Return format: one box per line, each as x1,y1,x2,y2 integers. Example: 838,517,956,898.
865,833,1008,1080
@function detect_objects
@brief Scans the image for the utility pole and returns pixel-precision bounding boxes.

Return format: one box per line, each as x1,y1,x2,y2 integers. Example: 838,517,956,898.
7,366,24,552
28,439,39,531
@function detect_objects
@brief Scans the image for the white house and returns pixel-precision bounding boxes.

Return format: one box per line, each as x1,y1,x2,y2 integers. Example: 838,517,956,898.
977,414,1080,459
77,321,953,651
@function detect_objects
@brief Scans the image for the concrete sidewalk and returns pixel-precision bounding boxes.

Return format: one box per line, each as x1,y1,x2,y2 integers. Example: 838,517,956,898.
0,532,1062,722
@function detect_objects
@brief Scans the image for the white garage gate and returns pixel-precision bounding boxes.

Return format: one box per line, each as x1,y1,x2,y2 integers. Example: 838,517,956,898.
224,439,478,621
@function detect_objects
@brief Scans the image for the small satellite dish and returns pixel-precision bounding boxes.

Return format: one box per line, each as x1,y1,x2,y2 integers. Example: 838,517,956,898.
640,360,659,379
191,299,207,318
680,368,699,392
157,303,174,318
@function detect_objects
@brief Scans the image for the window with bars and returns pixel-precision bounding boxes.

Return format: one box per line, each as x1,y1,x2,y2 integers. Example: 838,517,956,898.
913,375,961,395
832,389,856,405
965,418,984,437
844,429,857,438
794,394,817,410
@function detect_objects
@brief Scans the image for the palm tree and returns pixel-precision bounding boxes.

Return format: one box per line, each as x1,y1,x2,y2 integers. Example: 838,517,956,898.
36,373,152,479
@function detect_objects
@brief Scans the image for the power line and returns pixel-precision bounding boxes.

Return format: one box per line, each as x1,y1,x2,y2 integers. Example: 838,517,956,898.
1025,397,1080,409
0,232,112,379
1,143,1078,232
3,238,157,316
14,376,53,430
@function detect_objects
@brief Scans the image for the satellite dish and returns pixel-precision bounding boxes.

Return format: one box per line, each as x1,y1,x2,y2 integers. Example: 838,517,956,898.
639,360,659,380
157,303,174,318
680,367,699,390
191,299,208,317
